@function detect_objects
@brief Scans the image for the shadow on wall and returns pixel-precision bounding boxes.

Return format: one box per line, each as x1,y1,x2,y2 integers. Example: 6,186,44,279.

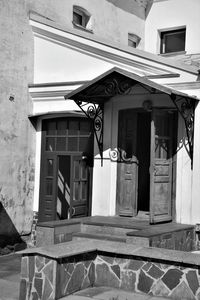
0,202,25,252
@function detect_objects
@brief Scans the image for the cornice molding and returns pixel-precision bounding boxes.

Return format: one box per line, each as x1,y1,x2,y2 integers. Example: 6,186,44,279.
32,25,184,79
29,14,198,76
167,81,200,90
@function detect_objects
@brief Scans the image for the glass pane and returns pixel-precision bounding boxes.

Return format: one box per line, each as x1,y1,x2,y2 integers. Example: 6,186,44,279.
80,121,90,135
68,120,79,135
73,182,80,201
79,137,88,152
47,121,56,135
128,39,136,48
57,120,67,135
155,138,169,159
125,139,133,158
46,179,53,196
47,159,53,176
81,162,87,179
155,115,169,137
81,182,87,200
57,156,70,219
56,137,66,151
46,138,55,151
68,137,78,151
74,160,79,180
73,12,82,25
165,32,185,53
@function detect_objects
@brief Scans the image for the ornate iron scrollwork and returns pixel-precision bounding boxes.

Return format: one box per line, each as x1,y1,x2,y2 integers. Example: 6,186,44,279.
109,148,138,164
75,100,104,165
170,94,195,166
104,78,132,96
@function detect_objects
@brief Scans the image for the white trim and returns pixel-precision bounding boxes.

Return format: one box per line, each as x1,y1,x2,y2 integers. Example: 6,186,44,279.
33,119,42,212
29,14,198,76
167,81,200,90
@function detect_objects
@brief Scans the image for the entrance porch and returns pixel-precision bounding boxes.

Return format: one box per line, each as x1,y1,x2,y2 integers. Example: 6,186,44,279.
36,216,195,251
65,67,197,225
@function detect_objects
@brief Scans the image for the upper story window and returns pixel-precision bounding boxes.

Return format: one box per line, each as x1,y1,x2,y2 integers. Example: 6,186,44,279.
128,33,141,48
72,6,92,32
160,28,186,54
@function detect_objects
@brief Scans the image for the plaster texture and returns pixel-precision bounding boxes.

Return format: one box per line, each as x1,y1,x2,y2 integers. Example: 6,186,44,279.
0,0,145,239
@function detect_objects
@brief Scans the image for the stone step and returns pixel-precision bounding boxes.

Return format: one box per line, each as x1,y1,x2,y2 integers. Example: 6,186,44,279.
80,224,135,236
72,232,127,243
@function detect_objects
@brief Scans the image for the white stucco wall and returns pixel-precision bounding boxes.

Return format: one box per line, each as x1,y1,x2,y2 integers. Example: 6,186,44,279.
31,19,200,225
191,102,200,225
29,0,145,49
145,0,200,55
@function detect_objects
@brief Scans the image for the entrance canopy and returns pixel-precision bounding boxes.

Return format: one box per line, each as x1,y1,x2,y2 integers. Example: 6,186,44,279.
65,67,199,165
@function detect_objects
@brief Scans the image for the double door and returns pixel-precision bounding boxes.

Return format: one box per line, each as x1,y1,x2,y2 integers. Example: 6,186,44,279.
117,109,177,224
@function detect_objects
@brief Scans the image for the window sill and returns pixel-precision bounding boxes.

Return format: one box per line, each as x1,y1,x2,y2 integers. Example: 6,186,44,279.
159,51,186,57
72,21,93,34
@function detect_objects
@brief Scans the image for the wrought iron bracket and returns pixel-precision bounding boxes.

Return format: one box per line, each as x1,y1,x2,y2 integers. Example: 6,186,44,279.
75,100,104,165
170,94,195,167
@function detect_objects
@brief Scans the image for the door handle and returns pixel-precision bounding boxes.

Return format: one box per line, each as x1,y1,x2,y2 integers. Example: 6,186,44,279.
149,165,156,175
71,207,75,217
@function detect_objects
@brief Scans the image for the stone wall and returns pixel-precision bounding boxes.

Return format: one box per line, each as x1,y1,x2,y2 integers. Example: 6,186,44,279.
19,241,200,300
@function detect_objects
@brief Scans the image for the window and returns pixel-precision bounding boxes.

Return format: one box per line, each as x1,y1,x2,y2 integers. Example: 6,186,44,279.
72,6,92,31
128,33,140,48
160,28,186,54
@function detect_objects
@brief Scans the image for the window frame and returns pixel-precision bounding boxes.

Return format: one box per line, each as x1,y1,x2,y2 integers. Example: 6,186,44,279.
128,33,141,48
159,27,186,55
72,6,93,33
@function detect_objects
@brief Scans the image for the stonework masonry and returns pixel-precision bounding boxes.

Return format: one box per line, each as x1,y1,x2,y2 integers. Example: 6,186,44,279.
19,243,200,300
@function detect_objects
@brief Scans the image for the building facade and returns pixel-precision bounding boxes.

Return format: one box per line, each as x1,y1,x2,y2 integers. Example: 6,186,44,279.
0,0,200,243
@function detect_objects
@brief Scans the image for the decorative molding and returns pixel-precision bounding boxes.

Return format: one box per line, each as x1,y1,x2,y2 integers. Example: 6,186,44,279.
29,15,198,75
167,81,200,91
74,101,104,165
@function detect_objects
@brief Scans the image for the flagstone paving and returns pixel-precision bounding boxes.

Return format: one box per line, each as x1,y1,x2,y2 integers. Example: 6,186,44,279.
60,286,171,300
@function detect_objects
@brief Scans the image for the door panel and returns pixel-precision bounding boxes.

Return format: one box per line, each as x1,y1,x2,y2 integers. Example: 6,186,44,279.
71,156,90,218
38,155,57,222
150,110,174,224
117,110,138,216
56,156,71,219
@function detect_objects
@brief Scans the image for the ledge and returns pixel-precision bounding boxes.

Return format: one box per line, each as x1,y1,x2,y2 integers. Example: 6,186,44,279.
72,21,93,34
126,223,194,238
19,239,200,267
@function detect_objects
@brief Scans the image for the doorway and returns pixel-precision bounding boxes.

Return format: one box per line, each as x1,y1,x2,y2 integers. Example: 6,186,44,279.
116,108,177,223
38,117,93,222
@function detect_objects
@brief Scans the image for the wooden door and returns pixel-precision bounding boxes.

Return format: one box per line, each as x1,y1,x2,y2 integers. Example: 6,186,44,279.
38,117,93,222
150,110,175,224
71,156,90,218
38,154,57,222
116,110,138,216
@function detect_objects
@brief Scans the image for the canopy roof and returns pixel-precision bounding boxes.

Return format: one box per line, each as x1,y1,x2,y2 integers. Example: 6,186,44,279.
65,67,198,104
